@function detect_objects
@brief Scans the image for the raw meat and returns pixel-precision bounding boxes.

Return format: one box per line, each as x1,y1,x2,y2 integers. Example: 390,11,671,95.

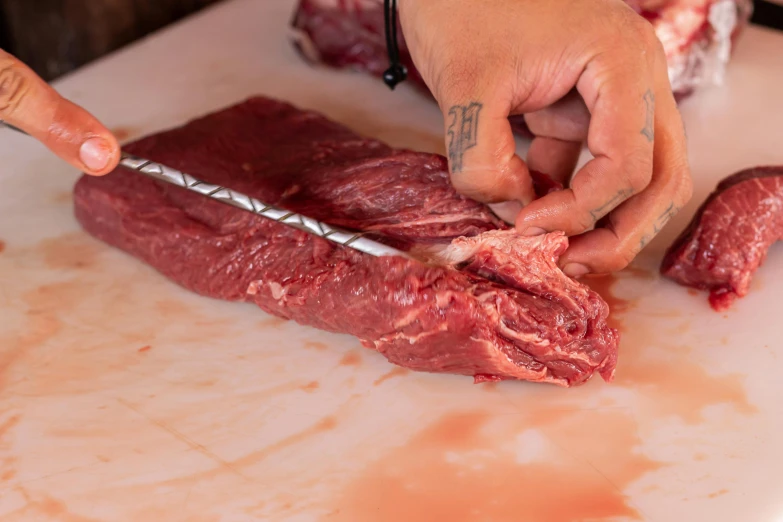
661,166,783,311
73,96,618,386
290,0,752,99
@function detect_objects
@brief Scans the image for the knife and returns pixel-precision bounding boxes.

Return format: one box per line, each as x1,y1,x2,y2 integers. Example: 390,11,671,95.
0,121,408,259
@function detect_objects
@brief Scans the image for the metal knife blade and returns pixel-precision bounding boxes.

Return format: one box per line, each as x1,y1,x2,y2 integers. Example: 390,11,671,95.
1,121,408,259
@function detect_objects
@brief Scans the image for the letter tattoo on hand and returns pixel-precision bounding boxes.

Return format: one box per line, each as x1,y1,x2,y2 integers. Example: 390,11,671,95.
447,102,482,173
639,201,681,252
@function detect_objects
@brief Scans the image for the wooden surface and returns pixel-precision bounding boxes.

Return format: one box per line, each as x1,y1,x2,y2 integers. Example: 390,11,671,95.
0,0,225,80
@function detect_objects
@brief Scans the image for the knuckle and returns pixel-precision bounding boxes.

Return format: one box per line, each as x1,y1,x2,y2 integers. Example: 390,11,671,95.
565,190,597,232
622,155,654,193
434,57,483,103
451,171,502,203
622,9,659,45
590,253,631,275
605,247,636,273
0,56,31,117
627,168,653,194
613,12,662,67
637,21,661,49
433,47,509,105
576,211,598,232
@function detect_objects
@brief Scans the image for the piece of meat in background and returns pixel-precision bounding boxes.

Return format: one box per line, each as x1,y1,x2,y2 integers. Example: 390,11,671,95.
661,166,783,311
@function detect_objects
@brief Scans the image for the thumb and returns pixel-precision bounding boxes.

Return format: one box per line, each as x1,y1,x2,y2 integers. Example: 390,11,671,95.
0,50,119,176
442,97,534,206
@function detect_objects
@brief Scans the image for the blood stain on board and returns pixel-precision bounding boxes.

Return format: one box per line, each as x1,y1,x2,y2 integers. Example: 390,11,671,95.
0,232,238,398
155,298,194,318
373,367,409,386
37,232,104,271
584,271,756,424
339,351,362,366
482,381,499,392
0,415,21,484
50,191,73,204
138,345,152,353
111,126,137,142
0,240,5,254
258,316,288,329
232,416,338,470
11,490,103,522
582,273,636,330
304,341,328,351
300,381,320,392
622,264,657,280
0,288,64,390
330,409,658,522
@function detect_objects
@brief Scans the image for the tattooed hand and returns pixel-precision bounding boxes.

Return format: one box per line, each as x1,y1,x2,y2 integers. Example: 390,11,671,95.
399,0,692,275
0,49,119,175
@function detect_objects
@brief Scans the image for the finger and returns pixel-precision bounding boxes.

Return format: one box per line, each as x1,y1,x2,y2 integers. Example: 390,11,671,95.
436,73,535,205
561,67,692,275
526,137,583,186
0,50,119,175
488,201,524,224
515,25,659,236
523,90,590,143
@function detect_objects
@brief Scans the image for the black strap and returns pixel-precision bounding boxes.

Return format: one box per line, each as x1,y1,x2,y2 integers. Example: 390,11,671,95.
751,0,783,31
382,0,407,90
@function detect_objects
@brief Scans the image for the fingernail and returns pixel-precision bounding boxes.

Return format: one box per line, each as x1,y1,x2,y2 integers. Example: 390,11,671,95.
521,227,547,236
563,263,590,278
80,137,112,172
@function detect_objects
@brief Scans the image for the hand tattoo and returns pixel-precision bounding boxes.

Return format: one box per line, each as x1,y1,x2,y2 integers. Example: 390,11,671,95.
447,102,482,173
589,188,634,222
641,89,655,142
638,233,652,252
653,202,680,234
639,202,681,251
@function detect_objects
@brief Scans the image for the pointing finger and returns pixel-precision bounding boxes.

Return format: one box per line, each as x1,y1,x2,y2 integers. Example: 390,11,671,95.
0,50,119,175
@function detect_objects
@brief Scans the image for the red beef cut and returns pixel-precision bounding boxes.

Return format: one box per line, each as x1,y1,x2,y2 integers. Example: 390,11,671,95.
73,96,618,386
661,166,783,311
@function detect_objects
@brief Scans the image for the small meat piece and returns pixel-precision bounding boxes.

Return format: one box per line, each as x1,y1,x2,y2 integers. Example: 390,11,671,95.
661,166,783,311
74,96,619,386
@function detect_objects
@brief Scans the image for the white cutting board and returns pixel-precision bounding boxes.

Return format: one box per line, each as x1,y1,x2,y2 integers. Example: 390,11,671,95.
1,1,782,521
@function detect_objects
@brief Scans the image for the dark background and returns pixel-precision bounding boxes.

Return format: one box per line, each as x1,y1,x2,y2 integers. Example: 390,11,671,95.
0,0,225,80
0,0,781,82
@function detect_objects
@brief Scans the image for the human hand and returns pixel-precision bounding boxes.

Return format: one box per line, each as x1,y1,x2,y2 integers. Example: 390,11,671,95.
398,0,692,275
1,49,119,175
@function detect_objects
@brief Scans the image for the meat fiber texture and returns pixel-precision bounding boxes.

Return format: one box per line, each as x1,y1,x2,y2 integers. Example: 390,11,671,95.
290,0,752,113
73,97,618,387
661,166,783,312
